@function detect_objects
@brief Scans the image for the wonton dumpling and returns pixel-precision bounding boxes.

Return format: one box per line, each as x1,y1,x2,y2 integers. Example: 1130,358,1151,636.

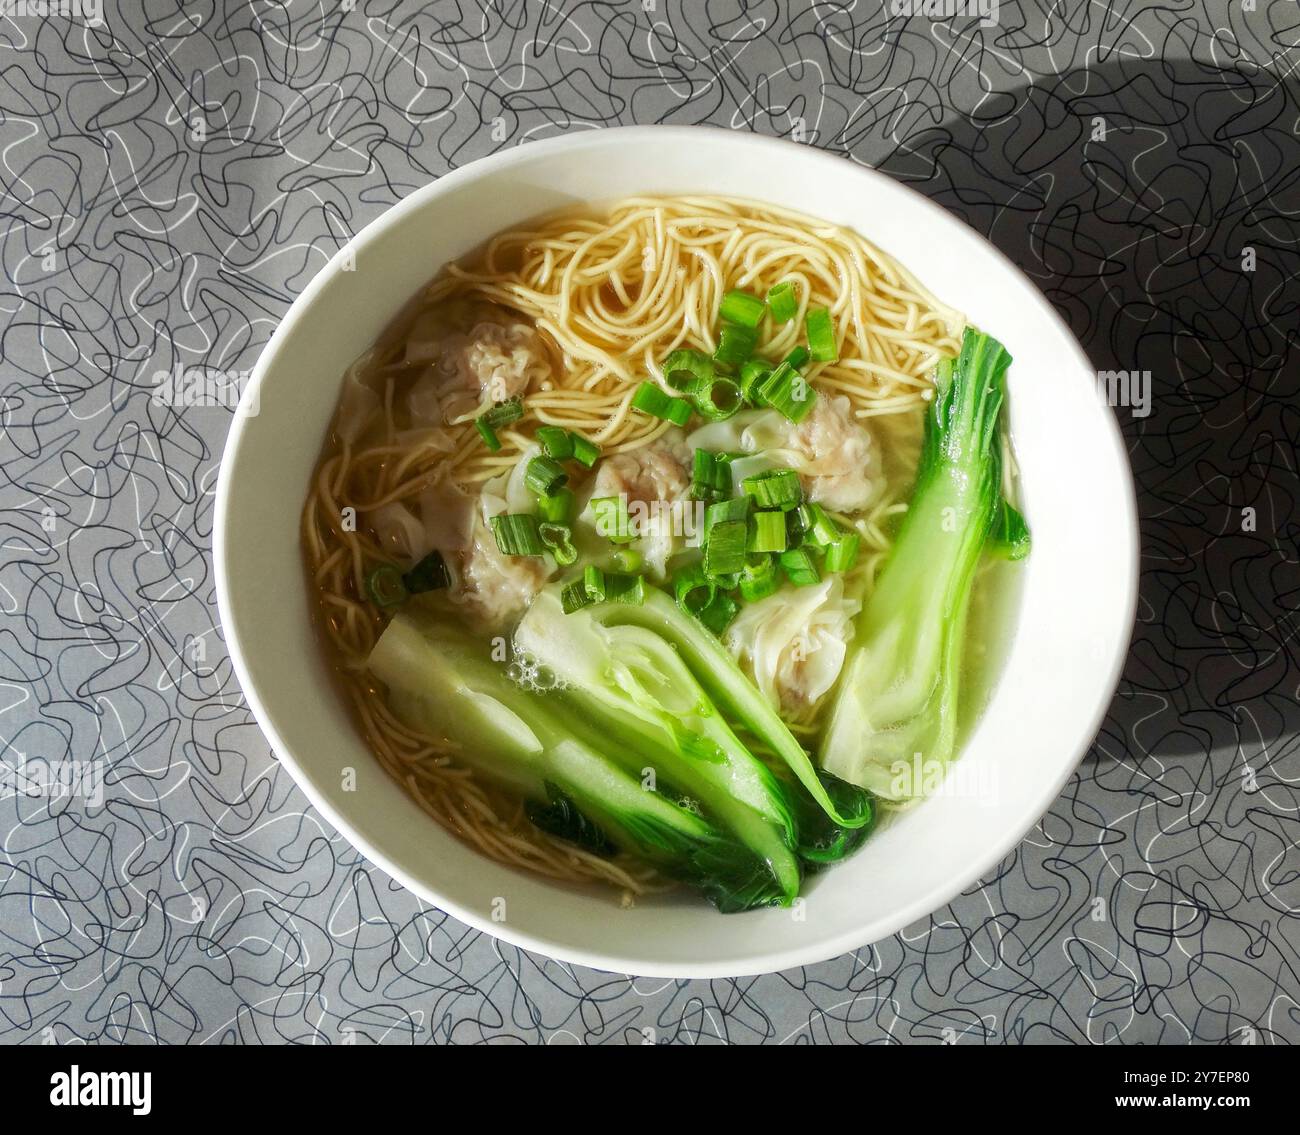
724,576,860,717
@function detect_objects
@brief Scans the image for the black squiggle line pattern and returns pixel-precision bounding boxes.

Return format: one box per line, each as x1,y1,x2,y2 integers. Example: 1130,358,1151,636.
0,1,1296,1045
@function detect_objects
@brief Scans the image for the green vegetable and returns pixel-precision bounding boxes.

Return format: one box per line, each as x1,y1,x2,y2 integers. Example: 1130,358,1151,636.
583,564,607,602
480,398,524,428
536,426,574,460
739,553,778,601
791,769,874,869
718,289,766,330
713,325,757,367
490,513,544,556
805,307,838,362
704,495,751,532
366,564,408,608
797,502,839,546
475,398,524,448
767,281,798,323
527,782,617,855
690,449,720,501
691,376,744,422
704,519,747,577
632,381,693,426
739,359,772,403
673,563,716,616
783,345,811,369
571,434,601,467
514,587,801,908
610,547,642,573
747,511,788,553
742,468,802,510
778,546,820,587
570,585,870,830
525,455,568,497
662,348,714,392
759,361,816,423
539,522,577,566
988,497,1031,560
823,532,860,573
589,495,635,544
561,579,594,613
537,487,574,524
696,591,740,635
402,550,451,594
603,571,645,605
369,612,783,909
819,328,1018,800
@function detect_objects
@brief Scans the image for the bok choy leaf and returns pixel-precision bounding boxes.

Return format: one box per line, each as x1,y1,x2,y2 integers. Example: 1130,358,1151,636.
368,609,791,910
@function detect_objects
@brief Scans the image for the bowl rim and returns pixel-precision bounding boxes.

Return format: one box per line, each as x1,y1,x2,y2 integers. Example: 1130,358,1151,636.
214,124,1140,978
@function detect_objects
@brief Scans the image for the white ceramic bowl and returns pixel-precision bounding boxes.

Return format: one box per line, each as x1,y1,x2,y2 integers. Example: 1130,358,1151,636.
215,126,1138,978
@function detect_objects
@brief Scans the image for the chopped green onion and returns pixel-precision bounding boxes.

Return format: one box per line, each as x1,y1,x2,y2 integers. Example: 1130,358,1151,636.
562,580,595,613
704,519,748,577
631,381,693,426
692,376,744,422
525,455,569,498
739,554,778,601
604,572,645,605
705,495,751,535
778,546,821,587
785,506,808,548
797,502,840,547
366,564,408,608
713,452,740,491
742,468,802,510
824,531,860,573
693,449,716,481
583,564,606,602
767,281,798,323
402,550,451,594
739,359,773,404
570,433,601,467
805,307,838,362
662,348,714,392
673,563,717,616
691,449,718,500
536,426,574,460
489,513,544,556
719,289,766,330
610,547,642,573
480,397,524,428
539,522,578,566
784,345,811,370
590,495,635,544
474,418,502,451
697,591,740,635
537,487,574,524
712,325,757,367
759,363,817,423
748,510,788,553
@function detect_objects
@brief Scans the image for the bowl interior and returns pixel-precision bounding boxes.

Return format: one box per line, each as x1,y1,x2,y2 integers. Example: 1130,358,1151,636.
216,128,1136,977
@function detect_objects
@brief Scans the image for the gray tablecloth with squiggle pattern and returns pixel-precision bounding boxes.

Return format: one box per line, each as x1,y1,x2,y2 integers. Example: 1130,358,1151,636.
1,0,1296,1044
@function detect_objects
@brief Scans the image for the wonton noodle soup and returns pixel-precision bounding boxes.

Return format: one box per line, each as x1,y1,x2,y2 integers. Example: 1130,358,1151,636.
302,196,986,903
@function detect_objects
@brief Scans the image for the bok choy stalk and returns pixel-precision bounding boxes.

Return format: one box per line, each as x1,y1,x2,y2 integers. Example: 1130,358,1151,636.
514,587,802,910
369,610,785,906
819,327,1016,800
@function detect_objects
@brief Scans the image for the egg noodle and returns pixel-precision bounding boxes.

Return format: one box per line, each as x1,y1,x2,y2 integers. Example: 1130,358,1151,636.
301,196,963,896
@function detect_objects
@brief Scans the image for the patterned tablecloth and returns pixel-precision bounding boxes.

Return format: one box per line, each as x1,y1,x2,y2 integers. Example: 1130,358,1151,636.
2,1,1296,1044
